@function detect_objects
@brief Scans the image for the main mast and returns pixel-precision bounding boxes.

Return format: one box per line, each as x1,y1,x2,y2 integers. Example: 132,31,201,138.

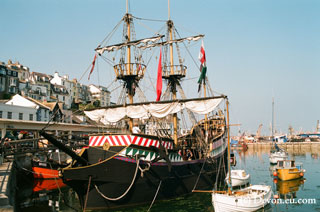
163,0,186,145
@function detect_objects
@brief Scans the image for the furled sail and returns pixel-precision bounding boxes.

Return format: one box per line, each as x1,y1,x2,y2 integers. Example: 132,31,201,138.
139,34,204,50
85,96,225,124
95,35,165,55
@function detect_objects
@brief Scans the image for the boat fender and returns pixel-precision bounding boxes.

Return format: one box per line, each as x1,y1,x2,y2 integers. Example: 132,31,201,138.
273,171,278,177
299,172,304,177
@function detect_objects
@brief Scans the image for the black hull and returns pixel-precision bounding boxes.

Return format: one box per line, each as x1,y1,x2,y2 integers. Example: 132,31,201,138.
63,149,228,210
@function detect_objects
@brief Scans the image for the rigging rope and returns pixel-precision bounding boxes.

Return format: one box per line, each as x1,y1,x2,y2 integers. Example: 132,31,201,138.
99,18,123,46
132,15,167,23
94,155,140,201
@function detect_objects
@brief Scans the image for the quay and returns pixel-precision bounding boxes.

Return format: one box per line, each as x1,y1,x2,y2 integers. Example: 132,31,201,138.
0,119,119,209
0,159,12,210
247,141,320,151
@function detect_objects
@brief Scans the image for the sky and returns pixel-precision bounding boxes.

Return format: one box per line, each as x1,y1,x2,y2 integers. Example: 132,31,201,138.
1,0,319,136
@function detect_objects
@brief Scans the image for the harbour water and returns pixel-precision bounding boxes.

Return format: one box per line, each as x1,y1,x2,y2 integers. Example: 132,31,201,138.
15,148,320,212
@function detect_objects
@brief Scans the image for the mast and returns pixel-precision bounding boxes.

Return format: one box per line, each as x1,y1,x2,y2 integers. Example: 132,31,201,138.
125,7,133,130
226,99,231,195
272,97,274,140
166,0,178,145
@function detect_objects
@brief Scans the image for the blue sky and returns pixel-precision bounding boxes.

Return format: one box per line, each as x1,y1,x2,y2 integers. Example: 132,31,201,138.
1,0,319,135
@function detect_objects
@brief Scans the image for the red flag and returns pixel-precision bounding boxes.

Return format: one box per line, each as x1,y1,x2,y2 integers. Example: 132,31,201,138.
88,54,97,80
156,49,162,101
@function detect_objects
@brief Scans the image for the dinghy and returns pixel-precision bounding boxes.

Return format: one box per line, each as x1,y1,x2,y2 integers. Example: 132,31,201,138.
225,170,250,187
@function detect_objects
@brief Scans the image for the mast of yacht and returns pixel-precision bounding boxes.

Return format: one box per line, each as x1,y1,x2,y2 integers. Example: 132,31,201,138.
226,99,232,194
272,97,274,140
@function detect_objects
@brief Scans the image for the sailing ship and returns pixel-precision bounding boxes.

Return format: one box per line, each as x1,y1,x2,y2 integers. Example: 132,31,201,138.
41,2,229,210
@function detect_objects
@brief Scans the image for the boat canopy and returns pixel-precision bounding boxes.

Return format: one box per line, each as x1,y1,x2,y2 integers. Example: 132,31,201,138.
85,96,224,124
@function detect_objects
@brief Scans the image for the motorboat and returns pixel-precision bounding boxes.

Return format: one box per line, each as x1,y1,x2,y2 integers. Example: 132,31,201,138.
269,150,288,164
274,160,305,181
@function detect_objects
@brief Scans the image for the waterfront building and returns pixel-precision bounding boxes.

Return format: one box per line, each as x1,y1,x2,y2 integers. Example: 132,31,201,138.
0,61,19,99
71,79,90,105
7,60,30,83
51,72,73,109
29,72,52,101
88,84,111,107
1,95,38,122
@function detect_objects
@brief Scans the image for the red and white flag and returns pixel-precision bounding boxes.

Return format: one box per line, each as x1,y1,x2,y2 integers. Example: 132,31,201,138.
156,49,162,101
198,40,206,65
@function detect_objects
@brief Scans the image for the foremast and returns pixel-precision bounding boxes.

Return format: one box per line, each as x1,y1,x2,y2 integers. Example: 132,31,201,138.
94,1,162,131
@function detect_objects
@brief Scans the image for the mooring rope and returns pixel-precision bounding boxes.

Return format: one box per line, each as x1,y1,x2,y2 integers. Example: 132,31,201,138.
94,156,140,201
215,152,223,190
147,180,162,212
83,175,92,212
192,157,207,191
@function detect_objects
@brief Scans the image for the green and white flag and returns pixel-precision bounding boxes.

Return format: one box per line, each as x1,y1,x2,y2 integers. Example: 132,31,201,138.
198,41,206,92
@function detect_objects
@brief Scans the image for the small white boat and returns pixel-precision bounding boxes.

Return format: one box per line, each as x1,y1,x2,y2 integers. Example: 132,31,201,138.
269,150,288,164
225,170,250,187
212,185,272,212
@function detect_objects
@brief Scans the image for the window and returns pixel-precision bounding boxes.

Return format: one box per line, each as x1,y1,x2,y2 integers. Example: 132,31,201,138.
29,114,33,121
7,112,12,119
0,111,2,118
19,113,23,120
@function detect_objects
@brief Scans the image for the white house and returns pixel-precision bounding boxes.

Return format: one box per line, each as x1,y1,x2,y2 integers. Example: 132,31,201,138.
50,72,73,109
3,94,50,122
1,96,37,121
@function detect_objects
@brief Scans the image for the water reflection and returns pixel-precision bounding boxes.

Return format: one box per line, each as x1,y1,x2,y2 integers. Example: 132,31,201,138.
275,178,305,200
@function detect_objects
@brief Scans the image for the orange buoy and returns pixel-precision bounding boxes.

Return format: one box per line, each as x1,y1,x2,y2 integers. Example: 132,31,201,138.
273,171,278,177
299,172,304,177
274,194,279,199
273,178,278,184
